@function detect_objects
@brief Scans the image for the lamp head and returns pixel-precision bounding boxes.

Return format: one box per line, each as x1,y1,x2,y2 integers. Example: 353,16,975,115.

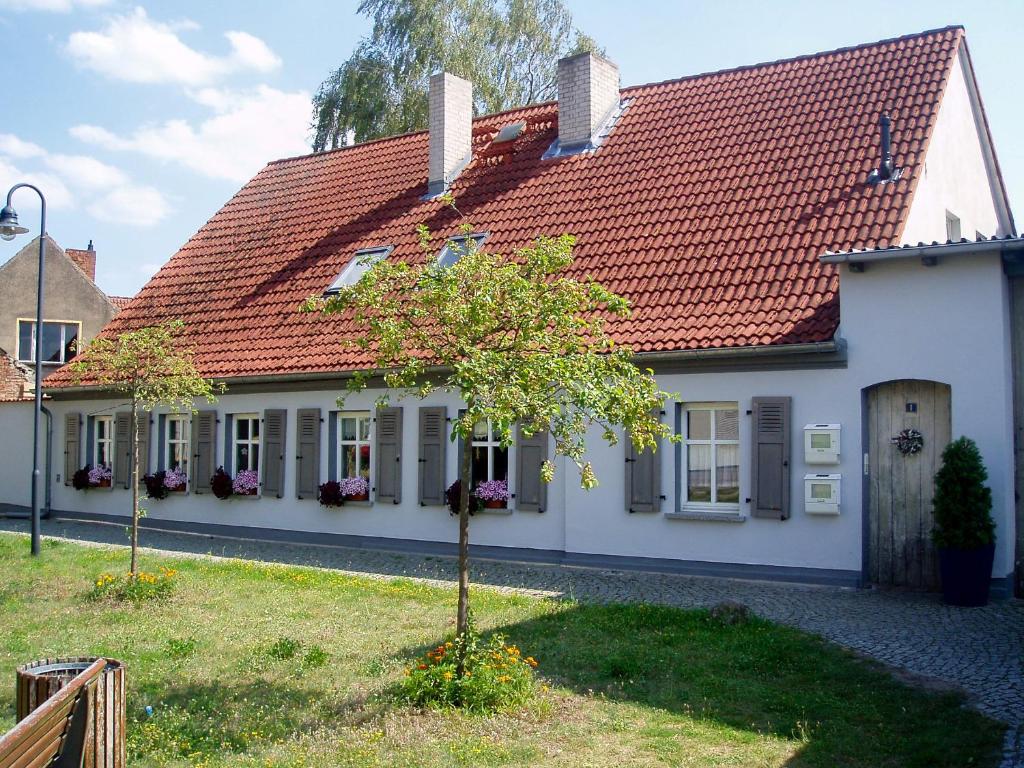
0,205,29,241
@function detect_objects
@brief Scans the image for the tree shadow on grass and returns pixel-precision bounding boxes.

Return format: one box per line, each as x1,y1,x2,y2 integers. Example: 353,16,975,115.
127,675,373,765
397,602,1003,768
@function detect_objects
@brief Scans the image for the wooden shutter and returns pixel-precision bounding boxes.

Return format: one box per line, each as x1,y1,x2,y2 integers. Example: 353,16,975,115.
751,396,791,520
625,428,662,514
136,412,150,483
375,407,403,504
327,412,339,482
113,412,132,488
262,409,287,498
63,413,80,486
516,423,548,512
191,410,217,494
418,406,447,505
156,415,166,472
295,408,321,499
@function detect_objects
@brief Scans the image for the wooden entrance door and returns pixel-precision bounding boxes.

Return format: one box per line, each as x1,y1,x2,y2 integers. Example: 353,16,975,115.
866,380,951,589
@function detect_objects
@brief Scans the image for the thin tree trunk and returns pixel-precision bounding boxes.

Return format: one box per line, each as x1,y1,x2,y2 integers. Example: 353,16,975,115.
129,403,139,578
456,430,472,640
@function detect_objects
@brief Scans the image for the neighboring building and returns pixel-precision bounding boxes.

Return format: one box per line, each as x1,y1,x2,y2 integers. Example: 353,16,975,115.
25,27,1021,595
0,237,129,384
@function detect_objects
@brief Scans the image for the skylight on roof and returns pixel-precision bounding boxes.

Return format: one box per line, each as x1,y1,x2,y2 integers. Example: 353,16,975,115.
437,233,487,268
324,246,392,294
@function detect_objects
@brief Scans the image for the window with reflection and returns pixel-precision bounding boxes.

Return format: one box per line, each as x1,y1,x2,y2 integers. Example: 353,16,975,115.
682,403,739,509
471,419,508,486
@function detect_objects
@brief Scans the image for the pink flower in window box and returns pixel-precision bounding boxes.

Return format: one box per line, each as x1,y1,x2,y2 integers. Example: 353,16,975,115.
340,476,370,501
88,465,112,488
473,479,508,509
232,469,259,495
164,468,187,491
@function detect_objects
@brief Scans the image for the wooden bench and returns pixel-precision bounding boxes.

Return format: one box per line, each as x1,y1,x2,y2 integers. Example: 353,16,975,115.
0,658,107,768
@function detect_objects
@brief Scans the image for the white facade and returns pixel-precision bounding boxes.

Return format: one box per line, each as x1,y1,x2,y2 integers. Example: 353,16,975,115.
27,245,1015,588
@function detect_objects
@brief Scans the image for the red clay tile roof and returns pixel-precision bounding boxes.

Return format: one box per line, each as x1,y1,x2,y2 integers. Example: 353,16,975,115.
107,295,133,310
48,26,965,385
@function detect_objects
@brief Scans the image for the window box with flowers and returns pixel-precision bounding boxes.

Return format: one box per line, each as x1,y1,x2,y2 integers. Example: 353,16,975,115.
143,468,188,500
474,479,509,510
73,464,112,490
233,469,259,497
340,476,370,502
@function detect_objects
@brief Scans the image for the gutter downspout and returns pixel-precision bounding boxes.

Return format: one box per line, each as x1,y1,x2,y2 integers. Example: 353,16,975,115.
41,404,52,518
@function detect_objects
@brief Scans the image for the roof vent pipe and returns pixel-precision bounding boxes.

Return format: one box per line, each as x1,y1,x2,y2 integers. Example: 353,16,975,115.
868,113,902,184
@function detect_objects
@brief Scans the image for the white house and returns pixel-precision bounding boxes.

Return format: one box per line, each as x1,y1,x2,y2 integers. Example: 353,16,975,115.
6,26,1019,596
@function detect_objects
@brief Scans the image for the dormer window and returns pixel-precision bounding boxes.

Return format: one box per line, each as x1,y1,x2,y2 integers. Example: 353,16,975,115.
945,211,961,243
437,233,487,268
324,246,392,295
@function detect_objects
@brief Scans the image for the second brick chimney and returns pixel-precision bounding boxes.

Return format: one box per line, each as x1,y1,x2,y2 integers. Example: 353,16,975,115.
66,240,97,282
427,72,473,197
557,52,620,150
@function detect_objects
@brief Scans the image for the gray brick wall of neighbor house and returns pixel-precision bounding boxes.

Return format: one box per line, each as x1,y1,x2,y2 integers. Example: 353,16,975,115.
557,52,620,147
0,237,117,378
428,71,473,191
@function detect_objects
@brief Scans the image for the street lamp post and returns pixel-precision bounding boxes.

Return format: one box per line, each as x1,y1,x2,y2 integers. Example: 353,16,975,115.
1,184,46,557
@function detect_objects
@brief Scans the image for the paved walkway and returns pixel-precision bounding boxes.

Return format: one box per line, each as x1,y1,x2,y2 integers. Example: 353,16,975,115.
2,517,1022,765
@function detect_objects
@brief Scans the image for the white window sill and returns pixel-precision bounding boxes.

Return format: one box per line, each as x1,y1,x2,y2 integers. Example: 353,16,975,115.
477,506,512,516
666,509,746,523
346,500,373,508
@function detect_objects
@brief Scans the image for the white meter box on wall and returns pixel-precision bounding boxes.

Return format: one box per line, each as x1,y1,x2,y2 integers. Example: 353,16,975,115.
804,474,841,515
803,424,840,464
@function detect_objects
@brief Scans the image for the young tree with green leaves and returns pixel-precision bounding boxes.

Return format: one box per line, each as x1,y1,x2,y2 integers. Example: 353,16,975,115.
311,0,600,150
304,212,673,648
70,320,222,577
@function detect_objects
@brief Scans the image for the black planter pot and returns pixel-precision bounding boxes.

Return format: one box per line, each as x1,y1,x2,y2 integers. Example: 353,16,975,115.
938,543,995,607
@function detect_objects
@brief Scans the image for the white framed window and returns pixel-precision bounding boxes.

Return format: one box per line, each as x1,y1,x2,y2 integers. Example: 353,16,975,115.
945,211,961,242
93,415,113,469
438,233,487,268
165,414,190,473
232,413,260,475
324,246,392,294
471,419,509,485
337,411,372,480
17,319,81,364
681,403,739,511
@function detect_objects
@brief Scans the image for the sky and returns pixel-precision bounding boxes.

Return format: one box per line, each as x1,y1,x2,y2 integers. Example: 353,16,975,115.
0,0,1022,298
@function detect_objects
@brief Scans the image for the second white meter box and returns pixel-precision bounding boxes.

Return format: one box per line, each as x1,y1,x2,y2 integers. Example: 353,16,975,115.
804,424,840,464
804,474,841,515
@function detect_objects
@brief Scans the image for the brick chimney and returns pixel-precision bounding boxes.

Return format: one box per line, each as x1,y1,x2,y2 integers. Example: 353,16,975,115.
557,52,620,150
427,72,473,196
66,240,96,282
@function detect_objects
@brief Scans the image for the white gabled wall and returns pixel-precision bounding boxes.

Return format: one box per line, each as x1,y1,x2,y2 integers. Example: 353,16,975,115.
899,47,1013,246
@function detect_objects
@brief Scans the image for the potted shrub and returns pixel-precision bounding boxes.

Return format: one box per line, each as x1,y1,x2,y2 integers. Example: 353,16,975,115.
232,469,259,497
143,471,170,500
932,437,996,607
340,476,370,502
72,466,92,491
446,480,480,516
88,465,112,488
211,467,234,499
318,480,344,507
474,479,509,510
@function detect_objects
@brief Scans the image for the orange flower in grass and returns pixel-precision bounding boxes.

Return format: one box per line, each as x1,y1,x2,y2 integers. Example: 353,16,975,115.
417,664,428,670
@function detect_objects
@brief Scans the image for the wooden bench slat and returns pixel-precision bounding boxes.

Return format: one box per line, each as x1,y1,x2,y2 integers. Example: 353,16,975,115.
0,658,106,768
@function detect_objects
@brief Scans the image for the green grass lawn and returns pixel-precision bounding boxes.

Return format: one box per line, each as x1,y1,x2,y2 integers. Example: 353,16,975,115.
0,532,1003,767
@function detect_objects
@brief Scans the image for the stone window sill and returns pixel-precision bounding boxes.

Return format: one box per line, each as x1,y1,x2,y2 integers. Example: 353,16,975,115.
665,510,746,523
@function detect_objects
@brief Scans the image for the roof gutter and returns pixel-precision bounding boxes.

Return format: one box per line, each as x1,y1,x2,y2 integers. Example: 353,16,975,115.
47,342,842,397
633,339,840,364
821,236,1024,265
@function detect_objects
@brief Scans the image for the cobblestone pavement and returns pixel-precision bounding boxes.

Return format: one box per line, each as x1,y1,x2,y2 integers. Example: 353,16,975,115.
3,517,1022,763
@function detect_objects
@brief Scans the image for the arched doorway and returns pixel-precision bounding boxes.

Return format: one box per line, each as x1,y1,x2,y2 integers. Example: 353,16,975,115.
865,379,951,589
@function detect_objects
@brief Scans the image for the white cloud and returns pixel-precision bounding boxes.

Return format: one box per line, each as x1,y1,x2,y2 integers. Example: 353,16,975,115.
71,85,311,183
0,157,74,211
0,134,45,159
87,184,170,227
43,154,127,189
0,0,111,12
0,135,170,227
66,7,281,86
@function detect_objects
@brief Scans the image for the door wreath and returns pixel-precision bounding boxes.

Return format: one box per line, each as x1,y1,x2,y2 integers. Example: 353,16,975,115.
891,428,924,455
